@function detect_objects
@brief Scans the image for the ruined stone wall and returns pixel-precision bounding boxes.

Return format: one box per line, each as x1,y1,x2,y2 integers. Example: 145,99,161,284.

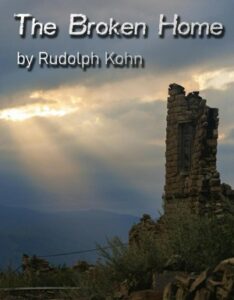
164,83,234,214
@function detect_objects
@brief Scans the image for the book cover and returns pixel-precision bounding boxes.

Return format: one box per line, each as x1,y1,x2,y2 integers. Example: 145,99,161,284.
0,0,233,299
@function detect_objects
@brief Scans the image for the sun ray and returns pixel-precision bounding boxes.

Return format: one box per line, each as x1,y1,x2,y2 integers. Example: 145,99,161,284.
4,119,82,197
0,103,78,122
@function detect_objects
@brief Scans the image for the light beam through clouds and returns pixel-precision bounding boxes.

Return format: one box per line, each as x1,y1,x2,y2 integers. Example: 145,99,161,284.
4,119,82,198
0,59,234,213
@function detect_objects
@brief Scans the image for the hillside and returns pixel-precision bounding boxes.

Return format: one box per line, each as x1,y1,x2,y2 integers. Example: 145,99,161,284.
0,206,138,268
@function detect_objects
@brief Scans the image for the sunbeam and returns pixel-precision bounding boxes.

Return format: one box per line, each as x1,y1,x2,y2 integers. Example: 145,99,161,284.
4,118,82,198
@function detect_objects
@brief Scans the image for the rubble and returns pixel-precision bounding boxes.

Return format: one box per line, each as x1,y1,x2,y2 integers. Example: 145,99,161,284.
163,258,234,300
22,254,54,275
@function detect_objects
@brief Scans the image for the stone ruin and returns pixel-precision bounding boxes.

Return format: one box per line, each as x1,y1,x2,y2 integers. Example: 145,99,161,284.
129,83,234,244
127,84,234,300
164,83,234,215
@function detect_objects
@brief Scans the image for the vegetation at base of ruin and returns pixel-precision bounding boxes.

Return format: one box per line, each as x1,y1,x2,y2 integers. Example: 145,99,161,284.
0,202,234,299
160,201,234,272
67,202,234,298
78,235,164,297
78,203,234,298
0,265,79,288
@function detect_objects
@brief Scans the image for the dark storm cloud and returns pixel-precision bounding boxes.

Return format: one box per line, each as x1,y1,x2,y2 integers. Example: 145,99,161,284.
1,0,234,96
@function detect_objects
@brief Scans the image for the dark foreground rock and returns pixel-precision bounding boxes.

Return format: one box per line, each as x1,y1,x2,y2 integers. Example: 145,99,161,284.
163,258,234,300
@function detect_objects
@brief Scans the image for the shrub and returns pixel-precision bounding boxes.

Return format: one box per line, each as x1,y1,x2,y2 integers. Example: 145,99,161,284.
80,203,234,297
159,201,234,272
96,235,163,292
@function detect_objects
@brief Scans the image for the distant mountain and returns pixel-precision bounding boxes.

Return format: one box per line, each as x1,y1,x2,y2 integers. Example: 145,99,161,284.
0,206,139,269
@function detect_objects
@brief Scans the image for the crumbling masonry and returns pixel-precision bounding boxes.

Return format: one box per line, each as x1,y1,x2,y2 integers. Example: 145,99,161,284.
129,84,234,245
164,83,234,214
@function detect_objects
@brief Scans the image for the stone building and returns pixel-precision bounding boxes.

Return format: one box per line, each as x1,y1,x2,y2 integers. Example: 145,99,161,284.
164,83,234,214
129,83,234,244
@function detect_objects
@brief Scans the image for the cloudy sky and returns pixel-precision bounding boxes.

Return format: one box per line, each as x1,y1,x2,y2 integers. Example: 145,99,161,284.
0,0,234,216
